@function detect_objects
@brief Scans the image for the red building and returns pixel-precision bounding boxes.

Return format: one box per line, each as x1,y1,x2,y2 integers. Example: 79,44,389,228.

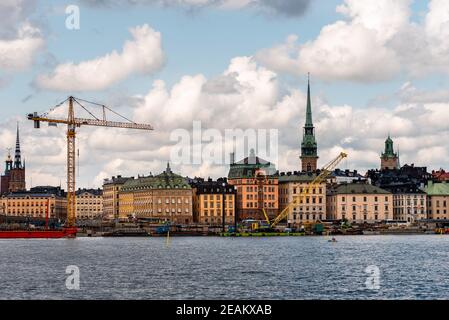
432,169,449,182
1,125,26,194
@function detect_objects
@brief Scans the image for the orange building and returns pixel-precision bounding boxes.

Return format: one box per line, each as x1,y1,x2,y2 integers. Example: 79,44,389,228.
228,149,278,221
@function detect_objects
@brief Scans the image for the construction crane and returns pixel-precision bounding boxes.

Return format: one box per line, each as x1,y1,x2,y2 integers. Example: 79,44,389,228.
28,96,154,228
270,152,348,228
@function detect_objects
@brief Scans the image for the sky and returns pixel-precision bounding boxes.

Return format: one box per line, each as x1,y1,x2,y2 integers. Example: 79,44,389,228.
0,0,449,188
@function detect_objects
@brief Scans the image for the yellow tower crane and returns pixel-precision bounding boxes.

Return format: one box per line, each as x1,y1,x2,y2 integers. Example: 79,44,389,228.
28,96,154,228
270,152,348,229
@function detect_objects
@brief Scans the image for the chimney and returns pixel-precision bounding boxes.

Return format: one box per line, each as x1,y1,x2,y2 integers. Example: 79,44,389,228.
230,152,235,165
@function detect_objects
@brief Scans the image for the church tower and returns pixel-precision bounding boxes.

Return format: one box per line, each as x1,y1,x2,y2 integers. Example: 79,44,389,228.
300,75,318,172
8,124,26,192
380,135,400,170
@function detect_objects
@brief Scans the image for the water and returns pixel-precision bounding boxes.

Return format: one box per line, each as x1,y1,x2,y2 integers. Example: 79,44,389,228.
0,235,448,300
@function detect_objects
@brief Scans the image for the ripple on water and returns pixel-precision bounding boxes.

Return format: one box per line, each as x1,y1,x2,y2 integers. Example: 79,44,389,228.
0,235,449,299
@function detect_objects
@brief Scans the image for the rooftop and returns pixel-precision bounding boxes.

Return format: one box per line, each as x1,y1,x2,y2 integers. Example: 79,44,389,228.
328,182,390,195
423,181,449,196
121,163,191,192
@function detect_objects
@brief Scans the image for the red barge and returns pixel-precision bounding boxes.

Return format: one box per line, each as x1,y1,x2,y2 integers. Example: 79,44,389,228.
0,199,77,239
0,227,77,239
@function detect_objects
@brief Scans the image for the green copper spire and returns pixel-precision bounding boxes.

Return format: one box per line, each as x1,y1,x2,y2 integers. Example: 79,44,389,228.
305,73,313,128
301,73,318,166
383,135,396,158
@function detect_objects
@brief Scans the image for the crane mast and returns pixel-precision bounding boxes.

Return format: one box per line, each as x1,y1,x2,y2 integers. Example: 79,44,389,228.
270,152,347,228
67,97,76,226
28,96,154,228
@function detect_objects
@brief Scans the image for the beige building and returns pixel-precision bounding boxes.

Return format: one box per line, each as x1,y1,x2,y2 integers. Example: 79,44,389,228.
278,172,326,226
0,186,67,220
103,175,132,221
424,181,449,220
75,188,103,220
380,185,426,223
191,178,236,225
118,164,193,224
327,183,393,223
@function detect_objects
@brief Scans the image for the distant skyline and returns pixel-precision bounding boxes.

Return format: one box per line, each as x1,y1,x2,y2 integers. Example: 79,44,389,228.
0,0,448,188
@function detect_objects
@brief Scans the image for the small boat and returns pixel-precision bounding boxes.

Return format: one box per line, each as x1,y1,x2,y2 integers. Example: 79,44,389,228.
328,237,338,243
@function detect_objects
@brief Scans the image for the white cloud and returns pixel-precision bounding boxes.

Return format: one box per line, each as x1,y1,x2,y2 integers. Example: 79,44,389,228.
35,24,164,91
256,0,449,81
0,0,44,73
3,56,449,188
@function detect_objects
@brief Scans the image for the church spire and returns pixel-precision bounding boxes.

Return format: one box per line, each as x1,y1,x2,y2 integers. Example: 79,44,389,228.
14,123,22,169
305,73,313,127
300,74,318,172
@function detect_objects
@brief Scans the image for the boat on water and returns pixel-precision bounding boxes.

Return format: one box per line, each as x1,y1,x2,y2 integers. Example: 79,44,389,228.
0,199,77,239
0,227,77,239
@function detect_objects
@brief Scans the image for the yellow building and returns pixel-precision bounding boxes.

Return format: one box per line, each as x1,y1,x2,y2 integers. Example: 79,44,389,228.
75,188,103,220
191,178,236,225
103,175,132,221
0,186,67,220
424,181,449,220
279,172,326,226
327,182,393,223
118,164,193,224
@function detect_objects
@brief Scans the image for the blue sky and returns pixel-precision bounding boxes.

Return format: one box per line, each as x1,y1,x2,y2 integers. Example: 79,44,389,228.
1,0,439,117
1,0,449,187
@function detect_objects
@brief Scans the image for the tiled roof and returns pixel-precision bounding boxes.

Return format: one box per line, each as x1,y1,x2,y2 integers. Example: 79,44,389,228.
279,172,317,183
328,183,390,195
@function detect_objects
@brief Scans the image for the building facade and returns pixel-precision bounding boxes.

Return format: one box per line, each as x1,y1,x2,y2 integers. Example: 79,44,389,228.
103,175,132,221
381,184,427,223
327,182,393,223
0,186,67,220
424,181,449,220
118,164,193,224
300,77,319,172
380,135,400,170
75,188,103,220
1,125,26,194
191,178,236,225
228,149,278,221
278,171,326,226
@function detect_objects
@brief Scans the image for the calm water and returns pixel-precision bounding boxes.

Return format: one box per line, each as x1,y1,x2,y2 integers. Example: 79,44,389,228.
0,235,448,300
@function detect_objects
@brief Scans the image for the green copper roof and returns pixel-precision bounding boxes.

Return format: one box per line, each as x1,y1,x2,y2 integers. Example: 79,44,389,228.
121,163,191,192
382,134,397,158
228,149,277,179
423,181,449,196
305,75,313,128
301,75,318,158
